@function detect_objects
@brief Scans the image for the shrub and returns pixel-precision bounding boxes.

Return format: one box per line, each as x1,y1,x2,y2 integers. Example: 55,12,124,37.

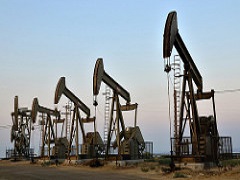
173,172,188,178
41,161,51,167
221,159,240,167
141,166,149,172
158,157,171,165
149,164,156,170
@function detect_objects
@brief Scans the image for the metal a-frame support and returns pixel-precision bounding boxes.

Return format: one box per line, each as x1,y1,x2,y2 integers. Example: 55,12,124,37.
67,104,86,159
106,92,126,158
40,113,56,158
178,68,201,156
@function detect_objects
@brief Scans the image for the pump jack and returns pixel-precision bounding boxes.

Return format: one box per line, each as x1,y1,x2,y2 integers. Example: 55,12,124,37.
31,97,61,159
55,77,103,159
10,96,33,158
93,58,145,160
163,11,220,167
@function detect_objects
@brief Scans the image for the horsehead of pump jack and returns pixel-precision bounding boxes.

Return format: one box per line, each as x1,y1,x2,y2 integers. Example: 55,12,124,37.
31,97,60,124
93,58,131,105
54,76,93,121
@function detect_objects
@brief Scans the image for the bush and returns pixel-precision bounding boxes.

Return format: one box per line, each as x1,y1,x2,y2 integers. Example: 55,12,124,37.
159,158,171,165
149,164,156,170
141,166,149,172
173,172,188,178
41,161,51,167
221,159,240,167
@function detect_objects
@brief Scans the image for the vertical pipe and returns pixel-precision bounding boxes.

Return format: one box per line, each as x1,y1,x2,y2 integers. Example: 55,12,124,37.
93,116,97,156
65,104,68,138
48,116,50,160
116,105,120,155
41,114,46,157
76,108,79,160
29,116,32,158
134,104,138,128
55,117,57,141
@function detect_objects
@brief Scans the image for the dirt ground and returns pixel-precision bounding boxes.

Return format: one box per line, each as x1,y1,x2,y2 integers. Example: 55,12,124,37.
0,159,240,180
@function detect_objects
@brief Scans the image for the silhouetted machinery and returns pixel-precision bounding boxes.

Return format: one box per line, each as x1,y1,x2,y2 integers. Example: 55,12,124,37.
31,97,64,159
55,77,104,159
11,96,33,158
93,58,145,160
163,11,221,167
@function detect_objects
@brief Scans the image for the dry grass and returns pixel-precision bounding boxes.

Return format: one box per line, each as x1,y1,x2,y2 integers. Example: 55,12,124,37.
1,158,240,180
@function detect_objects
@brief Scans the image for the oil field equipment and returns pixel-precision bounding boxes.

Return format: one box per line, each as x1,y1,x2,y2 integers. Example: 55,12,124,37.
93,58,145,160
10,96,33,158
31,97,62,159
54,77,104,159
163,11,232,168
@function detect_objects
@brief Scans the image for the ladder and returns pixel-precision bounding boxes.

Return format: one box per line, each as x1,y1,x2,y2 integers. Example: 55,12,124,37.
62,101,72,139
103,85,111,144
173,55,181,148
66,102,72,140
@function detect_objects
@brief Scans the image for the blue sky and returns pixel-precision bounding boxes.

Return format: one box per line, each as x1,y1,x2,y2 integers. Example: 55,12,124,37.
1,1,240,157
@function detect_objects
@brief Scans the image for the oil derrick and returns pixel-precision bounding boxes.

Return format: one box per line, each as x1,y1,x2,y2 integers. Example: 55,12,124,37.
10,96,33,158
93,58,145,160
54,77,104,160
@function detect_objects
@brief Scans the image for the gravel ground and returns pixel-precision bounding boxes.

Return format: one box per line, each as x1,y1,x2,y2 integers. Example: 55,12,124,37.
0,160,240,180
